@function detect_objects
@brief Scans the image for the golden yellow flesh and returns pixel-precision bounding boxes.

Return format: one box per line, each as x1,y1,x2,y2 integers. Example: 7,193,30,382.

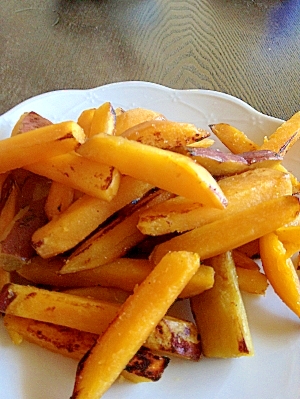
76,133,227,208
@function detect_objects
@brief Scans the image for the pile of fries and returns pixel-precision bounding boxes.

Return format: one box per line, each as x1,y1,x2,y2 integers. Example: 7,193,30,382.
0,102,300,398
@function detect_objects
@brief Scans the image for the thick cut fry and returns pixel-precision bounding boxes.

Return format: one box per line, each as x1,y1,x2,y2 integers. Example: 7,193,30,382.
0,282,200,361
0,283,120,335
70,251,200,399
236,267,268,295
260,232,300,317
17,257,214,299
260,110,300,155
191,252,254,358
89,102,116,137
32,177,153,258
4,315,169,383
150,196,300,265
45,181,75,220
138,168,292,235
115,108,165,135
209,123,259,153
61,189,173,273
0,121,85,173
25,152,121,201
77,133,227,208
121,120,209,149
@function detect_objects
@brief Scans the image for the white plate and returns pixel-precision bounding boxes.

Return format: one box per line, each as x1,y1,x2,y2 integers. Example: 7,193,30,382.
0,81,300,399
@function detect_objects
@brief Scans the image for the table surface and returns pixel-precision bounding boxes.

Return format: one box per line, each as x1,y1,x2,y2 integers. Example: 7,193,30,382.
1,0,299,120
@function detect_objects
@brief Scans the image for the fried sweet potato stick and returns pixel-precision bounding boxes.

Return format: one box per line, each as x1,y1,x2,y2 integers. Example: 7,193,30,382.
77,133,227,208
70,251,200,399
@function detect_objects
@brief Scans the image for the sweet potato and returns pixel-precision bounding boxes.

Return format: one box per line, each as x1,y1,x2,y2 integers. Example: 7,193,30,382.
60,189,173,273
191,251,254,358
3,315,170,383
121,120,209,149
150,196,300,265
70,251,200,399
77,133,227,208
0,121,85,173
32,177,153,258
138,168,292,235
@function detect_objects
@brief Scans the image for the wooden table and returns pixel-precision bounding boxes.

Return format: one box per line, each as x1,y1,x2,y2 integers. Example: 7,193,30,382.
1,0,299,119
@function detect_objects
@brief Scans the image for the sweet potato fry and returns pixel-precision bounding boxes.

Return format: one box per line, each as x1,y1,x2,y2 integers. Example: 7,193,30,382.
209,123,259,153
25,152,121,201
260,110,300,155
150,195,300,265
191,251,254,358
232,249,260,271
121,120,209,149
32,177,153,258
76,133,228,208
0,282,201,361
45,181,75,220
260,232,300,317
235,267,268,295
77,108,95,136
138,168,292,235
115,107,165,135
61,189,173,273
89,102,116,137
11,111,52,136
17,256,214,299
70,251,200,399
3,315,170,383
0,121,85,173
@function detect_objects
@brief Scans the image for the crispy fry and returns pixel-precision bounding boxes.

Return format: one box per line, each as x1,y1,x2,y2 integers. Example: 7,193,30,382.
45,181,75,220
0,121,85,173
17,256,214,299
3,315,170,383
0,282,201,361
32,177,153,258
260,110,300,155
138,168,292,235
191,251,254,358
121,120,209,149
209,123,259,153
61,189,173,273
25,153,121,201
150,196,300,265
77,133,228,208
